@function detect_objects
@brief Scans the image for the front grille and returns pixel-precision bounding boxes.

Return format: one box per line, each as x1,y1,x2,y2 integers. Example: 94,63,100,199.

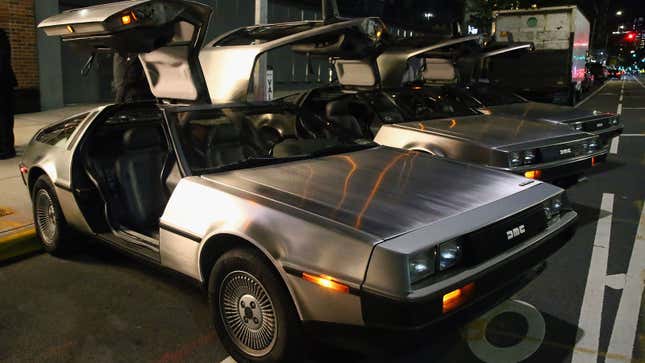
581,118,612,132
539,141,587,163
462,204,547,266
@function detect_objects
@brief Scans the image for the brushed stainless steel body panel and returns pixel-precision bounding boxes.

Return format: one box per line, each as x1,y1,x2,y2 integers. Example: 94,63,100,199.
487,102,614,124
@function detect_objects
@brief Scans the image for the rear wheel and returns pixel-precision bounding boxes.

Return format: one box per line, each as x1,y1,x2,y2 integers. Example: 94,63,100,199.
208,248,303,363
32,175,74,255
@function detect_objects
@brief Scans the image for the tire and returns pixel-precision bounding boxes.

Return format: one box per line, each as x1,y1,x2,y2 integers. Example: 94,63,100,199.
32,175,74,255
208,248,304,363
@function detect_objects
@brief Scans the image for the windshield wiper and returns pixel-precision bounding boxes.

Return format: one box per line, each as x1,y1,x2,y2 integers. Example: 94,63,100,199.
305,141,377,158
205,155,309,173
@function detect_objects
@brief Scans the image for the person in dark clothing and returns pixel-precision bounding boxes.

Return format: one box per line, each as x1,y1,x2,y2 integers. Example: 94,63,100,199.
113,53,154,103
0,28,17,159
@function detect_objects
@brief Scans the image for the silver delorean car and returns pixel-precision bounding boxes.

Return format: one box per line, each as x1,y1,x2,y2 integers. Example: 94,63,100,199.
26,1,577,362
271,36,608,185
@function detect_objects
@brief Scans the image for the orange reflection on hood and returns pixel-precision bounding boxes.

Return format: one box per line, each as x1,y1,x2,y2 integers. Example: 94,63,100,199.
355,152,411,229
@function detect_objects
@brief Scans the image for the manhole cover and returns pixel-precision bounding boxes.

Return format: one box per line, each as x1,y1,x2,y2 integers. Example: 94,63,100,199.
0,208,14,217
485,311,529,347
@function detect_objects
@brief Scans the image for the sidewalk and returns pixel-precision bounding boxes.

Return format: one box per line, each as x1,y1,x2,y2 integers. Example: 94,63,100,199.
0,104,100,261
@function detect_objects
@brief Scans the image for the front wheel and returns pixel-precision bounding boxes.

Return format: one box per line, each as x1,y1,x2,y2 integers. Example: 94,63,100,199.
32,175,74,255
208,248,304,363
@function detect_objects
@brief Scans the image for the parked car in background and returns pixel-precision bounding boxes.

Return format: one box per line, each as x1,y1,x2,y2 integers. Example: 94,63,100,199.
587,63,607,84
32,2,580,362
445,82,623,154
367,37,606,185
607,68,623,79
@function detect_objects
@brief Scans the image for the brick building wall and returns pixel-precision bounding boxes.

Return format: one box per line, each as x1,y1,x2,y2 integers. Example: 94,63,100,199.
0,0,38,90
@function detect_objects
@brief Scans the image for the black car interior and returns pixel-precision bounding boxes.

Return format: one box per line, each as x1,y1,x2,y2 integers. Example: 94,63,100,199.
296,90,385,140
78,105,173,239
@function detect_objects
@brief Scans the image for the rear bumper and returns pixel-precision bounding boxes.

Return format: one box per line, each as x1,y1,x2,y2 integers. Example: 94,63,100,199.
360,211,577,330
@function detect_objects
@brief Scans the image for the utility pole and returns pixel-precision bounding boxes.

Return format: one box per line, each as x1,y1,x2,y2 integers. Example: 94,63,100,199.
322,0,339,22
253,0,269,101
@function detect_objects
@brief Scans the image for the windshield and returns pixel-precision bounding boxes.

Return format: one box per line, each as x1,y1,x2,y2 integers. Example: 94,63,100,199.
167,103,376,175
463,83,527,106
382,86,479,121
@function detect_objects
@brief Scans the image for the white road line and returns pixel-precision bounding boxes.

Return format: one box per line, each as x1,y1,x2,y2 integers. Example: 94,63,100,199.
617,104,622,115
622,107,645,109
605,202,645,363
621,134,645,137
571,193,614,363
609,137,620,154
619,94,623,102
633,75,645,89
576,81,610,108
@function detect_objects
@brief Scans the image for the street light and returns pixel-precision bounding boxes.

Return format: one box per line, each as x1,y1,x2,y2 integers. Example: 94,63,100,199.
616,10,623,16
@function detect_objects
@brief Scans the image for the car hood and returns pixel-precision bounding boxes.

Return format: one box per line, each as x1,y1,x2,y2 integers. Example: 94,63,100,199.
401,114,586,149
202,146,539,241
487,102,613,124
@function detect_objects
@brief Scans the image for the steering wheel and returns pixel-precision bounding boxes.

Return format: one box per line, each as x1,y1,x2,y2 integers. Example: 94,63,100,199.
296,108,330,139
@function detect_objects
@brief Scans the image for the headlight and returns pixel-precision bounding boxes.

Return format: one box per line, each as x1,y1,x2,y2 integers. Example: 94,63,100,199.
509,152,522,167
523,150,536,164
509,150,538,168
610,117,619,126
573,123,583,131
438,240,463,271
583,138,600,153
408,249,436,284
543,194,565,225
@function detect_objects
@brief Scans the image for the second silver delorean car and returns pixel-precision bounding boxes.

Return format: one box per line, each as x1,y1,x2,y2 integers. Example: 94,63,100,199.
28,1,577,362
267,35,609,185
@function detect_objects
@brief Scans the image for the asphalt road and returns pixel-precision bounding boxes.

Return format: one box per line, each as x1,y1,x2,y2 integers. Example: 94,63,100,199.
0,77,643,363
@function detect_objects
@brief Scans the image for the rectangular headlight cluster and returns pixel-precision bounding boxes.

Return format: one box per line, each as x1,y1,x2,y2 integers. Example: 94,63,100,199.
509,150,537,168
408,239,463,284
582,138,600,153
543,193,566,226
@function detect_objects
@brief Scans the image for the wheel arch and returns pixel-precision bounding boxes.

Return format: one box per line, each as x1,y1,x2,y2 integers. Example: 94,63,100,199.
27,167,48,197
198,232,304,320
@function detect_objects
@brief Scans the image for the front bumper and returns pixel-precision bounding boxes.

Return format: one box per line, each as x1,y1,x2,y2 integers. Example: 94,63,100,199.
497,150,608,182
594,125,624,149
360,210,577,329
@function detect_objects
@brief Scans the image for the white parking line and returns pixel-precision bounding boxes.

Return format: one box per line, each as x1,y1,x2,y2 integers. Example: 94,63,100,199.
621,134,645,137
617,104,622,115
571,194,614,363
576,81,610,107
622,107,645,110
605,202,645,363
609,137,620,154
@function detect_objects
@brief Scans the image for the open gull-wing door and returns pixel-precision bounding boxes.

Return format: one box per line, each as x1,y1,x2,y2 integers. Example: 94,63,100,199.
377,35,483,88
377,36,535,87
199,17,387,103
38,0,212,102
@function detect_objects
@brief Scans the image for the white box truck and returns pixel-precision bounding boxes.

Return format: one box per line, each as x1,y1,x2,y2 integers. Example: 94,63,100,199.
488,6,590,105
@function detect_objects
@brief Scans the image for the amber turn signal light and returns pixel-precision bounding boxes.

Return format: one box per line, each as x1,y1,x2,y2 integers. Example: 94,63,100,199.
302,273,349,293
591,157,597,166
524,170,542,179
442,283,475,313
121,14,132,25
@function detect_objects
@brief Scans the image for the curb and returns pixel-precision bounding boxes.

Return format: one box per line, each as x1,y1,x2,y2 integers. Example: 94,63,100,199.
0,225,41,262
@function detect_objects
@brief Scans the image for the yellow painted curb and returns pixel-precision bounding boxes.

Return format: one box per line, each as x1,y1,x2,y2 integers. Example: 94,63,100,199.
0,226,40,262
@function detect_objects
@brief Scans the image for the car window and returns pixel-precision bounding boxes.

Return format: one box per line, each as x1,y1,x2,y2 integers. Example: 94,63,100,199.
384,86,478,121
466,84,526,106
36,113,87,147
167,104,376,175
